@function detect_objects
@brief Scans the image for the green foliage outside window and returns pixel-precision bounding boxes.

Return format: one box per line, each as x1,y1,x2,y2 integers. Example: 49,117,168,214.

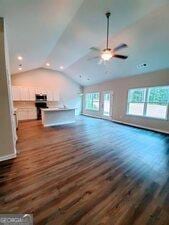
128,87,169,105
86,93,99,110
127,86,169,119
148,87,169,105
128,89,146,103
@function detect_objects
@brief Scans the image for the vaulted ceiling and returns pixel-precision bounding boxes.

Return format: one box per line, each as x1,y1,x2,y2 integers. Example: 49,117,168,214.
0,0,169,86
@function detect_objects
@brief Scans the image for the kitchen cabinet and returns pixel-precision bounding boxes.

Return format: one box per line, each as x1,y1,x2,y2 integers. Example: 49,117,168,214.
17,109,27,120
12,86,21,101
29,88,36,101
12,86,59,102
20,87,29,101
13,108,18,129
36,87,47,95
13,108,18,143
46,90,53,101
17,108,37,121
53,90,59,101
28,109,37,120
12,86,29,101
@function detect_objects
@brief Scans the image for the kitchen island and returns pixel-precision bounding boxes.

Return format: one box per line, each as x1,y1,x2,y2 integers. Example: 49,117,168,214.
41,108,76,127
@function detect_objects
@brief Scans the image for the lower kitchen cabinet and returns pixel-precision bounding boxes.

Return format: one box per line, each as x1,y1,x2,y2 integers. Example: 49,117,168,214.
17,108,37,121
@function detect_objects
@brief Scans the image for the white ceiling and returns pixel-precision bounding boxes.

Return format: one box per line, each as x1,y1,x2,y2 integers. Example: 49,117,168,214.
0,0,169,86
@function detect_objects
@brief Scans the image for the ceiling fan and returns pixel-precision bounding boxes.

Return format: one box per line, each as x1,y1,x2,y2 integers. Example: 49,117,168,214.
89,12,128,63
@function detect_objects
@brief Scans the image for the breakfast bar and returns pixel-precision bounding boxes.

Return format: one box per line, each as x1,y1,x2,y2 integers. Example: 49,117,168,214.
41,108,76,127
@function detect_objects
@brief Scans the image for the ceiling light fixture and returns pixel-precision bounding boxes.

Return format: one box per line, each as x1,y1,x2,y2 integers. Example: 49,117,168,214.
18,67,22,71
89,12,128,63
46,62,50,67
101,49,113,61
17,56,23,61
60,66,64,70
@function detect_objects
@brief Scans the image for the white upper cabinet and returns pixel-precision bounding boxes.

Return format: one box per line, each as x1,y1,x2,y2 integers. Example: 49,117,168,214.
20,87,29,101
12,86,29,101
46,90,53,101
36,87,47,95
12,86,59,102
12,86,21,101
29,88,36,101
53,90,59,101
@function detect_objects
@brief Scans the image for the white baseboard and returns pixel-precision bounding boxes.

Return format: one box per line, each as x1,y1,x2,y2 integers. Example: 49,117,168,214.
112,119,169,134
82,113,101,119
82,113,112,121
0,152,16,162
82,113,169,134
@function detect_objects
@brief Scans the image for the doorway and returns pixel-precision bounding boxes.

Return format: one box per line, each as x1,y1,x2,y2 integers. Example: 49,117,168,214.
101,91,113,119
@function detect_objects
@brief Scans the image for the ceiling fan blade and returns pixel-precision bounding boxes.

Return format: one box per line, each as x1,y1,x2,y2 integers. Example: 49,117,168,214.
113,54,128,59
90,47,101,52
87,56,100,61
113,43,128,52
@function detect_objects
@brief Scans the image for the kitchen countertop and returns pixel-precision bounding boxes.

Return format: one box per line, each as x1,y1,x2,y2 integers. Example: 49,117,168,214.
41,108,76,112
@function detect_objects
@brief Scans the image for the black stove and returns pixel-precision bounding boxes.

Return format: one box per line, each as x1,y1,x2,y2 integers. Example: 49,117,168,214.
35,94,48,120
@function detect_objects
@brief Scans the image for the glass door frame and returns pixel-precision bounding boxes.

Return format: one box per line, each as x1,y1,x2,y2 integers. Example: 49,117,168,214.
100,91,113,120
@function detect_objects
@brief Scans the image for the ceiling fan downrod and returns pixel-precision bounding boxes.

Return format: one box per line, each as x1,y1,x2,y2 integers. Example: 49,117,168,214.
106,12,111,50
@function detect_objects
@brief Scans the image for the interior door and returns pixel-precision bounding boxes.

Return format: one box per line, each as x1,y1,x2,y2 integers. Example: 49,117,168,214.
101,91,113,119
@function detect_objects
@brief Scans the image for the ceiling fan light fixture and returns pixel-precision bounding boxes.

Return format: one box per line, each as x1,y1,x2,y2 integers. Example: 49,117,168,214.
101,49,112,61
89,12,128,63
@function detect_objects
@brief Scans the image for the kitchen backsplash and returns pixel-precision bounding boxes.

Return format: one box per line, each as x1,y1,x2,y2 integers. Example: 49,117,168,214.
13,101,59,109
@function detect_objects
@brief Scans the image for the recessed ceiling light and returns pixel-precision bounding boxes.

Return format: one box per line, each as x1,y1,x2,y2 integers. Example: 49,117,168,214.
18,67,22,71
46,62,50,67
17,56,23,61
60,66,64,70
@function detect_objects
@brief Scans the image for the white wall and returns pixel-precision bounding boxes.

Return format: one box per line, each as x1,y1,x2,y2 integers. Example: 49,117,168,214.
83,69,169,133
0,18,16,161
11,68,82,115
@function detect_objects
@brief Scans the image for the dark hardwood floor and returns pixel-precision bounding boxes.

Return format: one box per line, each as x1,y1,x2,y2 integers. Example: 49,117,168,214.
0,116,169,225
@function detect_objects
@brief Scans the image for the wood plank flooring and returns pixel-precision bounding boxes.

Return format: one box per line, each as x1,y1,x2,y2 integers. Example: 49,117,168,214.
0,116,169,225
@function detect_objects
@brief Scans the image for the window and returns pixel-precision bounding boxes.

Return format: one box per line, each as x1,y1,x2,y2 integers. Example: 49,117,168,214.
127,86,169,120
85,93,99,111
127,88,146,116
146,86,169,119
